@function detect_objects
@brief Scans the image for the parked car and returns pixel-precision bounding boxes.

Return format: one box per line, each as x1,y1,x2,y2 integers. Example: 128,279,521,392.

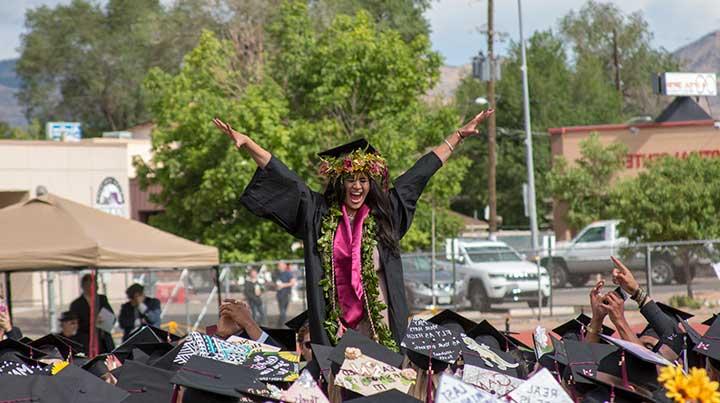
542,220,704,288
450,240,550,311
402,255,466,311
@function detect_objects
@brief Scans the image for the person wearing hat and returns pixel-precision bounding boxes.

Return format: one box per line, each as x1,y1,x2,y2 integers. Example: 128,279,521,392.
213,110,494,349
118,283,162,342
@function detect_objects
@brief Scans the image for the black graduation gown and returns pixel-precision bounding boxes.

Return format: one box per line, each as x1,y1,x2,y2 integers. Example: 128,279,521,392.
240,152,442,346
69,294,116,354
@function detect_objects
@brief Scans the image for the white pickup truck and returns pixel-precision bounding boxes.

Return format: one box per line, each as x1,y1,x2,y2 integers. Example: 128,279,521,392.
542,220,697,288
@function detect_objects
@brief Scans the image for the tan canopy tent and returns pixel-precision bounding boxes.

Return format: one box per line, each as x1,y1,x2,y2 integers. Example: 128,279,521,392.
0,193,218,270
0,194,220,350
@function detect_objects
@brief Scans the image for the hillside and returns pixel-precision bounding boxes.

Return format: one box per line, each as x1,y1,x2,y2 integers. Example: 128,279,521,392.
673,30,720,118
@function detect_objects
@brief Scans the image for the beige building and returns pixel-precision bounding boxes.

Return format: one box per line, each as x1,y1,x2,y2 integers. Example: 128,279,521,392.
549,98,720,240
0,138,153,305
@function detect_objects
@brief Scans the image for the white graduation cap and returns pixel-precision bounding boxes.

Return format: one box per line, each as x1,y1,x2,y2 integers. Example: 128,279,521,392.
508,368,573,403
435,374,501,403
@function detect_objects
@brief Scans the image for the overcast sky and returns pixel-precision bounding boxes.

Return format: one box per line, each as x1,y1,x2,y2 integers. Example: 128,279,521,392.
1,0,719,64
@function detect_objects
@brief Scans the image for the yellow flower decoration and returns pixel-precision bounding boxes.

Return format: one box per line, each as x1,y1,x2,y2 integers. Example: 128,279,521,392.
658,364,720,403
167,321,178,335
51,360,69,375
278,351,300,363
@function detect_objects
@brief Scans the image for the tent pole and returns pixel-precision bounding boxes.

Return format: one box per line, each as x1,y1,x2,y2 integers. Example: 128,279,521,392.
215,265,222,307
4,272,12,320
89,268,97,358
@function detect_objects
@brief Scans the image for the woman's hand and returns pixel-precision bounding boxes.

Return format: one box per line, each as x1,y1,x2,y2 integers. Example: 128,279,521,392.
213,118,249,149
589,279,607,321
610,256,639,295
457,109,495,138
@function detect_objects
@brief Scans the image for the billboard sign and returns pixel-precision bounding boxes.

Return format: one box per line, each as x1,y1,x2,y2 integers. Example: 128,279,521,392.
655,72,717,97
46,122,82,141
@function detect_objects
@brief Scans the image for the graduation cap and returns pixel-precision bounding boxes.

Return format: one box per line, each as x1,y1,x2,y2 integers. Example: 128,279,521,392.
563,340,617,386
131,342,174,362
702,314,718,327
260,326,297,351
596,346,663,391
552,313,614,341
330,329,404,369
0,338,47,363
467,320,518,352
310,343,334,384
30,334,83,360
461,336,522,378
114,326,163,356
147,342,184,371
580,372,657,403
144,325,182,343
400,318,463,372
81,353,113,378
694,314,720,362
317,138,378,158
428,309,477,335
284,310,308,333
51,361,129,402
348,389,421,403
115,359,175,403
171,355,272,401
639,302,693,340
0,360,50,376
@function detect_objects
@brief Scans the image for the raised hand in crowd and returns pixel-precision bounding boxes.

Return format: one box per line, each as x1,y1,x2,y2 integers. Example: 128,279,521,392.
611,255,639,295
212,117,271,168
218,299,263,341
599,291,642,345
586,280,607,343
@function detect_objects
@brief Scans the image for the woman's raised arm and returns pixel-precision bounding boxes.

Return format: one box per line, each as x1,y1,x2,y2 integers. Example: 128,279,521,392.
213,118,272,168
432,109,495,164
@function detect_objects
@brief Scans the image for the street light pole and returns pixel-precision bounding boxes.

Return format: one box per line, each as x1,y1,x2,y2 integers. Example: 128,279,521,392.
517,0,539,255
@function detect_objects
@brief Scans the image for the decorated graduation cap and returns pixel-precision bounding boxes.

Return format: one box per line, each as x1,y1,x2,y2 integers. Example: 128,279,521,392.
171,355,274,401
30,334,83,361
428,309,477,336
552,313,614,341
466,320,513,351
284,310,309,333
563,340,617,386
349,389,422,403
0,359,50,376
115,359,175,403
461,333,522,378
330,329,404,369
595,338,668,391
401,318,463,372
317,138,389,190
694,314,720,362
580,372,657,403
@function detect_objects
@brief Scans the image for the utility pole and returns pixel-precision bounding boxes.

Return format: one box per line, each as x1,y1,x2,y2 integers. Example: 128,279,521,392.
487,0,498,239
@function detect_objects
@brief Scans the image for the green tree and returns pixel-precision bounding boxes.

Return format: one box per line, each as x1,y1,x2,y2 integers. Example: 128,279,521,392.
560,0,679,117
611,155,720,298
547,133,627,233
16,0,217,136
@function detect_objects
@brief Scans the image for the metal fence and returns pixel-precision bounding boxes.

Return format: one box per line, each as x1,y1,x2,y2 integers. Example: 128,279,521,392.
6,239,720,340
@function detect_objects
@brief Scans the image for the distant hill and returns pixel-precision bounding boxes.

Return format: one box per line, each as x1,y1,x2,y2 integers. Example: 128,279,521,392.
0,59,26,127
673,31,720,118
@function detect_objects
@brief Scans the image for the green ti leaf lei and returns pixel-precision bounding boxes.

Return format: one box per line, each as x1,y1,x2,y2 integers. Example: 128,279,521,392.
317,207,398,351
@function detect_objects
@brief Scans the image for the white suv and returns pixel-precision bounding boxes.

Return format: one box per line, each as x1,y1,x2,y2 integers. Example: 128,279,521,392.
452,240,550,311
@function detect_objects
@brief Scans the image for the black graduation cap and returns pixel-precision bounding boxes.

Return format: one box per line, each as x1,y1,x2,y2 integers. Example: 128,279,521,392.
0,360,50,376
147,341,184,371
30,334,83,360
131,342,174,362
310,343,334,384
81,353,112,378
639,302,694,340
552,313,614,340
401,318,463,372
330,329,404,369
17,336,33,344
114,326,163,356
0,338,47,363
171,355,270,400
580,372,657,403
348,389,422,403
466,320,514,351
53,361,130,402
461,338,522,378
115,359,175,403
702,314,718,326
428,309,477,335
317,138,378,158
284,310,309,333
694,315,720,361
0,374,75,402
563,340,617,386
260,326,297,351
596,347,662,391
145,325,182,343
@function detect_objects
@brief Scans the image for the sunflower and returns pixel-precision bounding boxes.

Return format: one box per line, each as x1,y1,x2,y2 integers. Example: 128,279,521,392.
658,364,720,403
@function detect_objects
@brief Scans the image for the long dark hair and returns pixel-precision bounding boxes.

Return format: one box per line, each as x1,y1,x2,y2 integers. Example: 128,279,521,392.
324,177,399,256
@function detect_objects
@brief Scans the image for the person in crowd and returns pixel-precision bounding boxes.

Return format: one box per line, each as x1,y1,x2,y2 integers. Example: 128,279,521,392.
243,267,265,324
118,283,162,341
297,321,312,362
214,298,282,348
274,262,296,327
0,303,22,341
69,273,116,354
58,310,79,338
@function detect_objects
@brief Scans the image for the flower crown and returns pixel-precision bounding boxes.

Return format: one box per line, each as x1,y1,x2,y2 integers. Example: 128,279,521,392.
318,149,389,189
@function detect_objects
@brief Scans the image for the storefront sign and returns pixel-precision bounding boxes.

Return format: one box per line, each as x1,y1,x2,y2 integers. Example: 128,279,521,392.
656,73,717,97
96,177,126,216
625,149,720,169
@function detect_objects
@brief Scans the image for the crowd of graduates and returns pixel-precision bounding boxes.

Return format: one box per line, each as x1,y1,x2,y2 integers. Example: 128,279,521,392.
0,255,720,402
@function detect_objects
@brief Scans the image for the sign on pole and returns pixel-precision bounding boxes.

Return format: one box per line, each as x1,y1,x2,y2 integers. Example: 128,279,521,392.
654,72,717,97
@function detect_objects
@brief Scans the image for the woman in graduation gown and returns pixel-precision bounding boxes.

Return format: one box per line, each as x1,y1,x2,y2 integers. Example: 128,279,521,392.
212,110,494,350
